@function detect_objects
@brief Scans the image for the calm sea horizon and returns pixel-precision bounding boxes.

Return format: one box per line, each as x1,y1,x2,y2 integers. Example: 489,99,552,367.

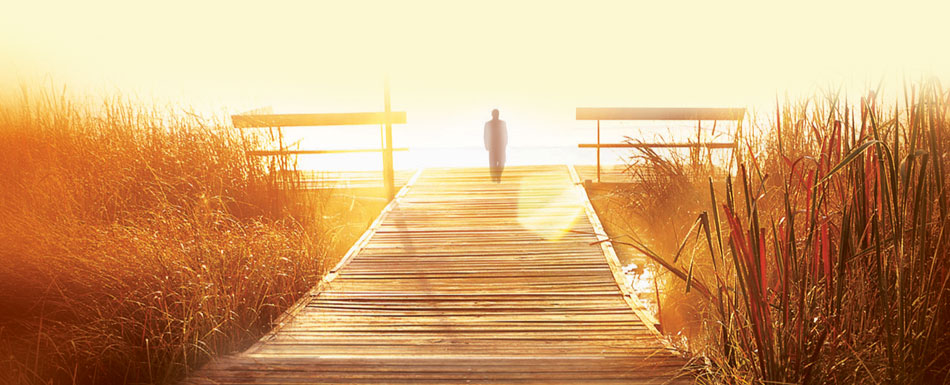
294,146,637,171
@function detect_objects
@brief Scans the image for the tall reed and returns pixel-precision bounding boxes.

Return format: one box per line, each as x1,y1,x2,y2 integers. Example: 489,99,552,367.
623,79,950,384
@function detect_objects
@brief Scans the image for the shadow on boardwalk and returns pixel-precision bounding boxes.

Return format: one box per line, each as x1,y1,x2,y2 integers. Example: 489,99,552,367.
186,165,693,384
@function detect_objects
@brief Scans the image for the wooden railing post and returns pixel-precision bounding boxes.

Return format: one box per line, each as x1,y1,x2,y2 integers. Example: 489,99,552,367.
382,77,395,200
577,108,746,182
596,119,601,183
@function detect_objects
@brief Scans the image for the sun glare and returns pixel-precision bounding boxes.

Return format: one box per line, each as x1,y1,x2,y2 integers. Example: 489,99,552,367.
4,1,950,384
516,178,584,241
3,1,949,155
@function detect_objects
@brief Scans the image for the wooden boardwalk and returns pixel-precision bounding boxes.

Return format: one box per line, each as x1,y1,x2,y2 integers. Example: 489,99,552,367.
187,165,691,384
295,170,417,190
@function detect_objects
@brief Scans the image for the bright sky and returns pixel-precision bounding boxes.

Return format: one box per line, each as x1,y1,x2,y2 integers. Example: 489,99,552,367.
2,0,948,150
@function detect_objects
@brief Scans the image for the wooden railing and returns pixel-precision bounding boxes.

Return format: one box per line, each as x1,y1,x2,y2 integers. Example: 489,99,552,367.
232,81,406,199
576,107,745,182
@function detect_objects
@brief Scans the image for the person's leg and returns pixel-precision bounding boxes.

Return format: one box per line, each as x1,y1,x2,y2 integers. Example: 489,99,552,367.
497,150,506,182
489,151,499,182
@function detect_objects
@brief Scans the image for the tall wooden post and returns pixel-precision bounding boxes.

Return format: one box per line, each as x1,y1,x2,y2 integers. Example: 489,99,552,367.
596,119,601,183
382,77,395,200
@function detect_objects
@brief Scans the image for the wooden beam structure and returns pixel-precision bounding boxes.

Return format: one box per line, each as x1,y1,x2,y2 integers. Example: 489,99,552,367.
231,111,407,128
577,106,745,183
576,107,746,121
230,83,406,200
245,148,408,156
578,142,735,149
381,77,396,200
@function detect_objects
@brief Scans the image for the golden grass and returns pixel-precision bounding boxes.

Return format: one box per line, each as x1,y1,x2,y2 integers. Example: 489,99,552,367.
596,79,950,384
0,89,368,384
585,154,720,344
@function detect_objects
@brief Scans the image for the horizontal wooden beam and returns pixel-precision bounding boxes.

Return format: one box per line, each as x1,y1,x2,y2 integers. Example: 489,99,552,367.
578,142,735,149
232,112,407,128
576,107,745,121
247,148,409,156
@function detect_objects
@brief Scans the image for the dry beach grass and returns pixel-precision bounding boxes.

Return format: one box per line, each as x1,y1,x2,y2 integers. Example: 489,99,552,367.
0,89,371,384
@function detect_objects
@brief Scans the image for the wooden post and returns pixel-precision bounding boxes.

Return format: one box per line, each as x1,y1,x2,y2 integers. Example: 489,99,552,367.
696,119,702,165
733,115,744,174
382,77,395,200
697,120,702,143
596,119,601,183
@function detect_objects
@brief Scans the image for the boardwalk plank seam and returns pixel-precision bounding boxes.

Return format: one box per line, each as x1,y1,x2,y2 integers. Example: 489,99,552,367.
567,165,678,353
186,165,691,384
246,169,424,351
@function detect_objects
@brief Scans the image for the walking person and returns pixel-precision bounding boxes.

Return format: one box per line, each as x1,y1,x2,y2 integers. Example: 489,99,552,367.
484,108,508,183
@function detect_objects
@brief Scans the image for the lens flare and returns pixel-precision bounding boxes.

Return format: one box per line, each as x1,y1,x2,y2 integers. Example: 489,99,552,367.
515,173,583,241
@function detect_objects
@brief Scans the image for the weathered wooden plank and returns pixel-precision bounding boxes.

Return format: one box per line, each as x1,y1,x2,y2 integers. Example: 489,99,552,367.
576,107,745,121
231,112,407,128
186,165,690,384
246,148,408,156
578,142,735,149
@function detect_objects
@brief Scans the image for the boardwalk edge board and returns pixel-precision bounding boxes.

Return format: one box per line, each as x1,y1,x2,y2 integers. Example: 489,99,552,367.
246,168,425,352
567,164,681,354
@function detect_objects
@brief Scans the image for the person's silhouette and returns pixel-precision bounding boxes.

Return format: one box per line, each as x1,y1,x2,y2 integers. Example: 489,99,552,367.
483,109,508,183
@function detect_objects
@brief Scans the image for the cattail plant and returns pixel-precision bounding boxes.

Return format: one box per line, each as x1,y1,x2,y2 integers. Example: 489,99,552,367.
621,79,950,384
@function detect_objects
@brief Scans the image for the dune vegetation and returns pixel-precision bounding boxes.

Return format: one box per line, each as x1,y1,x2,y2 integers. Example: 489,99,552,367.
600,79,950,384
0,89,365,384
3,78,948,385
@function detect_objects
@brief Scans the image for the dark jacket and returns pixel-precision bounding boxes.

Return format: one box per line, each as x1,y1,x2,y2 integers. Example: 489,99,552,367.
483,119,508,152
